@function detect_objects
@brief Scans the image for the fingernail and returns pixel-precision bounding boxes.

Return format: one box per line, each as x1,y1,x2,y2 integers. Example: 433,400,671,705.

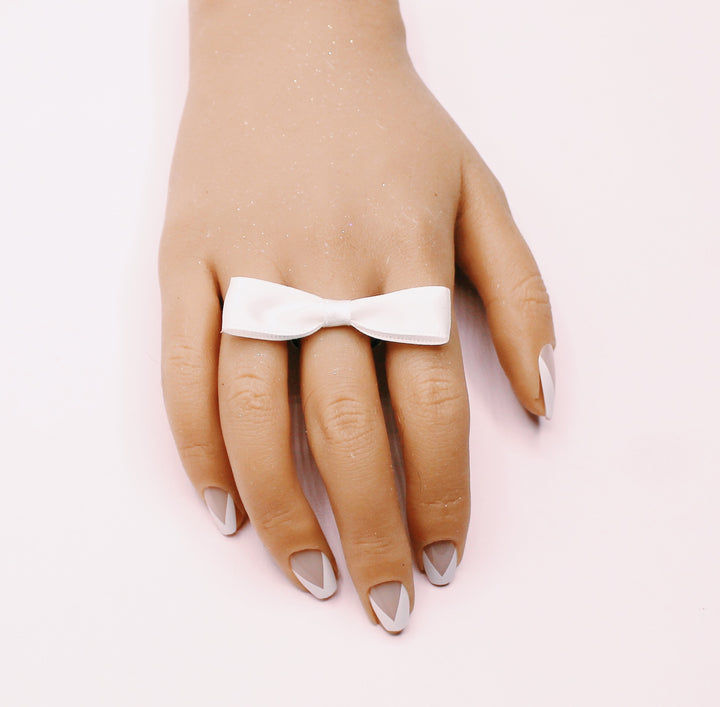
422,541,457,586
290,550,337,600
538,344,556,420
369,582,410,634
203,487,238,536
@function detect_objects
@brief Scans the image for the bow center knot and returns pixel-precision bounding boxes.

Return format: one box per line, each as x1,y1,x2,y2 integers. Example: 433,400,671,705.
321,298,353,328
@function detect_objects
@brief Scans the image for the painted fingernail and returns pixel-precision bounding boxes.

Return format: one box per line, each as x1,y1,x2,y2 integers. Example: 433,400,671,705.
290,550,337,600
423,541,458,586
538,344,556,420
203,487,238,536
369,582,410,634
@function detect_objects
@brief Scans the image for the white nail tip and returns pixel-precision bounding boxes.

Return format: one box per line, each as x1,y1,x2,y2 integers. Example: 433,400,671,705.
423,542,458,586
203,488,237,536
538,344,556,421
291,551,337,600
369,583,411,634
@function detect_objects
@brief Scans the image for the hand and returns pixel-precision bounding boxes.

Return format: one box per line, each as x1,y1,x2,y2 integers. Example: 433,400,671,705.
159,0,555,633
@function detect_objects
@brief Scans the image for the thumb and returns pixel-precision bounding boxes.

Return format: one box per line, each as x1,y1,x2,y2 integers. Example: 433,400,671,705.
455,145,556,419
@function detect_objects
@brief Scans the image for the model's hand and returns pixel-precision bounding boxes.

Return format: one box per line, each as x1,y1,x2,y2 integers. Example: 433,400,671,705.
159,0,555,633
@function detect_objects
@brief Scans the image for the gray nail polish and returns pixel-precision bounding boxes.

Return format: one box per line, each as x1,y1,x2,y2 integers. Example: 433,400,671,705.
369,582,410,633
423,541,458,586
538,344,556,420
203,487,238,536
291,550,337,600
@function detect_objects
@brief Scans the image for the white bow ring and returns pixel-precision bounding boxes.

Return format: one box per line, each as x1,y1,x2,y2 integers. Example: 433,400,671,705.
221,277,451,345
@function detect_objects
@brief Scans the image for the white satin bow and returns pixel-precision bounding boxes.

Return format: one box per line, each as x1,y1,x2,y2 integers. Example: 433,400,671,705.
221,277,451,345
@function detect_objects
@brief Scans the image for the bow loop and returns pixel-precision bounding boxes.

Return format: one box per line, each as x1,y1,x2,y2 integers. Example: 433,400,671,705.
221,277,451,345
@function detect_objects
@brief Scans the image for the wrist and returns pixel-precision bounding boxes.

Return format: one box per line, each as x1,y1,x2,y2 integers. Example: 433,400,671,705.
188,0,408,86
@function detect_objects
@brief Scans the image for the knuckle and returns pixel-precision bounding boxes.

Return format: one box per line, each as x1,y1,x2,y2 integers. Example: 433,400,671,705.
224,370,276,421
348,528,400,559
311,393,375,449
252,503,297,538
405,367,469,429
416,488,468,516
510,272,551,310
162,339,208,394
484,271,551,316
176,439,219,467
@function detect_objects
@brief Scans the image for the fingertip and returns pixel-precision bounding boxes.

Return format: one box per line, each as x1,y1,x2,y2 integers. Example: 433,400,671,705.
369,582,411,634
290,550,338,600
422,540,458,586
203,487,244,536
514,342,556,420
538,344,556,421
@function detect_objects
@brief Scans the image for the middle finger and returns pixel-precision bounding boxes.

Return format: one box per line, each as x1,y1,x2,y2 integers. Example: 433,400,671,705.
301,327,414,634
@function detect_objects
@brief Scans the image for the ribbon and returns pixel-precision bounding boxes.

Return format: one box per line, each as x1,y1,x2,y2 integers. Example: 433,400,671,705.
221,277,451,345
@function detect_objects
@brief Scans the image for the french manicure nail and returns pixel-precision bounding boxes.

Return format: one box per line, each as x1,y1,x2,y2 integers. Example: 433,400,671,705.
203,487,238,536
423,541,457,586
290,550,337,600
538,344,556,421
369,582,410,634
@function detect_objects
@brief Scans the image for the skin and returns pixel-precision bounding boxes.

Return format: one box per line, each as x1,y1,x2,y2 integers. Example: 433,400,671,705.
159,0,555,630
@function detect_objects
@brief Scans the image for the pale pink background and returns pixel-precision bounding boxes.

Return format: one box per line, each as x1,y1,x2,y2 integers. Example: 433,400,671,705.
1,1,718,705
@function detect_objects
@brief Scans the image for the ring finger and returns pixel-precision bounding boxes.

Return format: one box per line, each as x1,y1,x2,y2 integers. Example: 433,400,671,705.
385,317,471,586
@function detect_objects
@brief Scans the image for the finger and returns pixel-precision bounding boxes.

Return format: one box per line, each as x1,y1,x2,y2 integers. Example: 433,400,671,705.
385,318,470,586
160,255,246,535
301,328,413,634
455,146,556,419
218,334,338,601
